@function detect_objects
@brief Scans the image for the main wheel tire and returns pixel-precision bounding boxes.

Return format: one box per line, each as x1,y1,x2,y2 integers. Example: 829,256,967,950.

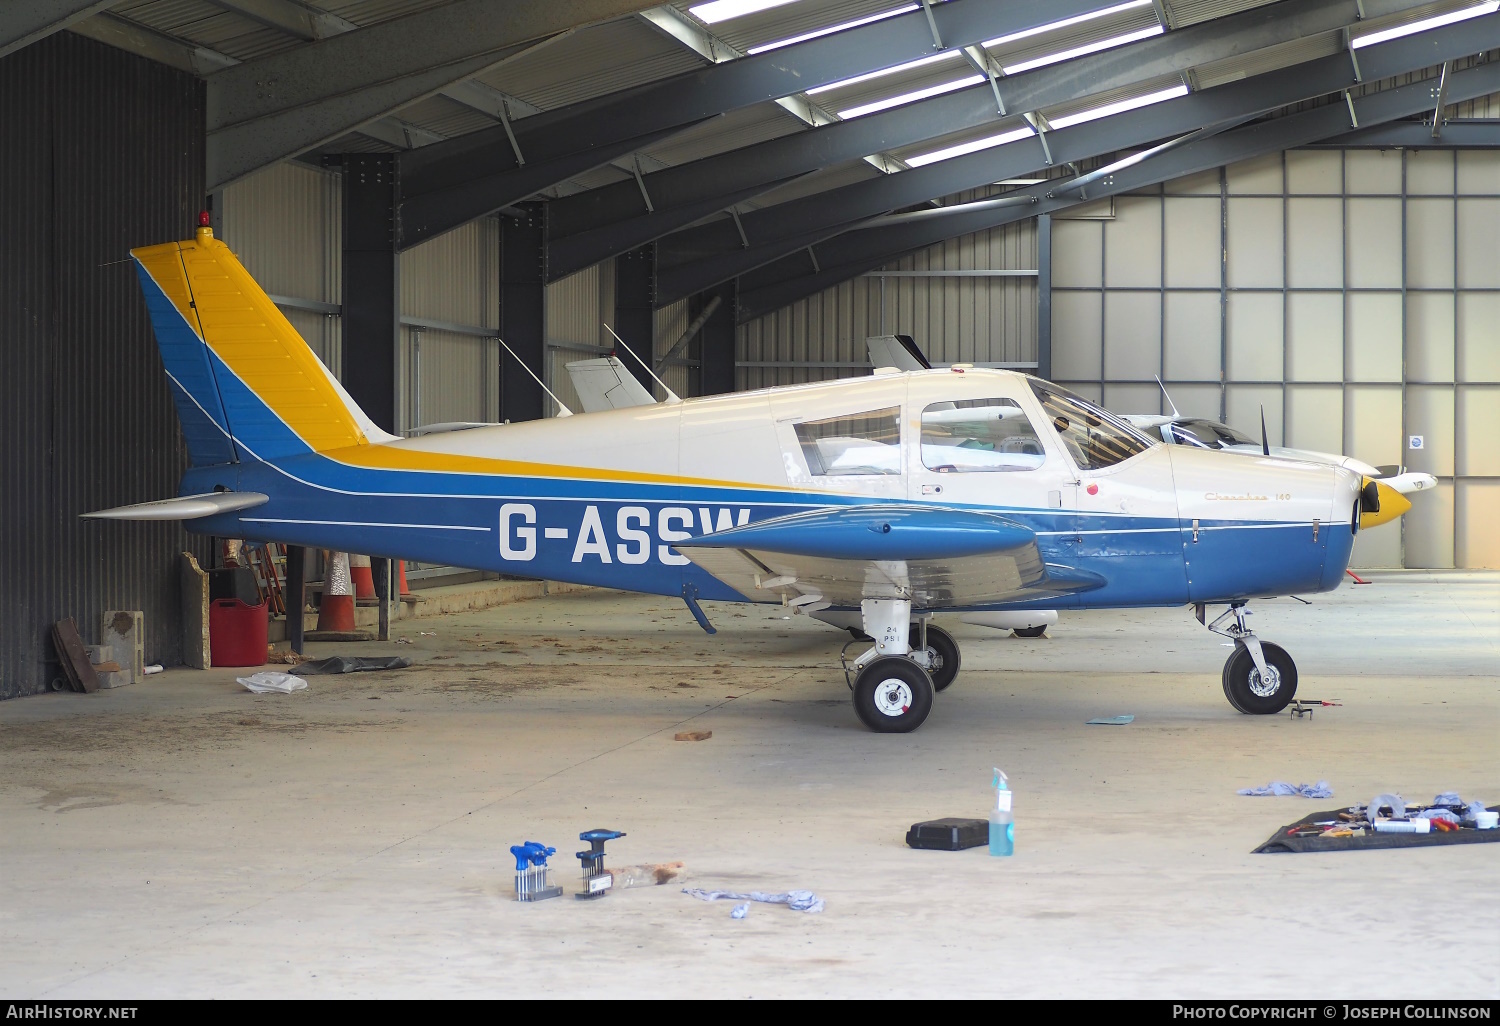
1012,625,1047,639
1221,641,1298,714
908,623,961,692
853,657,934,733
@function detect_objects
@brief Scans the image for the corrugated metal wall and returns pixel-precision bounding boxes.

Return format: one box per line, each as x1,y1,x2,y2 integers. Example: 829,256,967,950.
547,262,611,415
737,212,1038,390
0,33,207,699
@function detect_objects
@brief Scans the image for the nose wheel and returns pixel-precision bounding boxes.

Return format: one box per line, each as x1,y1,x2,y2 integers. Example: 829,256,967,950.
1198,602,1299,714
852,657,934,732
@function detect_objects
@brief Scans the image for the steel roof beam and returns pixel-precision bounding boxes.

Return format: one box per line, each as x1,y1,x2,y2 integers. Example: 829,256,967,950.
543,0,1442,281
395,0,1115,249
1308,119,1500,147
206,0,664,190
0,0,115,60
657,12,1500,304
734,58,1500,320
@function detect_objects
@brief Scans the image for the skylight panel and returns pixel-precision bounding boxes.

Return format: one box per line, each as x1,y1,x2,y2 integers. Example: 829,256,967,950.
837,74,985,118
690,0,804,25
982,0,1154,49
1350,1,1498,48
746,4,920,54
806,50,962,95
905,126,1036,168
1000,24,1164,75
1045,83,1187,129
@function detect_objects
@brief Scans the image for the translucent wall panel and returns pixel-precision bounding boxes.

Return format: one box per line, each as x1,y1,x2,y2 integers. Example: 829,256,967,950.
1456,151,1500,194
1345,293,1403,382
1103,291,1161,379
1456,480,1500,568
1345,150,1402,194
1052,290,1102,380
1345,198,1402,287
1405,385,1455,478
1404,198,1454,289
1403,481,1455,569
1105,197,1161,287
1053,220,1103,287
1164,169,1219,195
1456,293,1500,381
1455,386,1500,476
1226,153,1281,194
1405,292,1455,383
1163,197,1219,288
412,331,488,426
1068,382,1104,403
1456,198,1500,288
1226,198,1282,287
1406,150,1453,195
1345,385,1403,469
1163,291,1221,381
1286,197,1342,287
1285,150,1341,194
1162,384,1222,420
1225,385,1283,446
1350,519,1402,569
1286,292,1343,381
1226,292,1283,381
1103,382,1162,416
1286,385,1343,454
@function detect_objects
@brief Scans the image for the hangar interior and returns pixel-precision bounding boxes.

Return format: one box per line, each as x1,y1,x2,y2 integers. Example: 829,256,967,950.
2,0,1499,999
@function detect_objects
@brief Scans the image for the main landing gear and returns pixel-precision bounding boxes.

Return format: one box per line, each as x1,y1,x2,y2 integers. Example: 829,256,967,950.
842,599,962,732
1197,602,1299,714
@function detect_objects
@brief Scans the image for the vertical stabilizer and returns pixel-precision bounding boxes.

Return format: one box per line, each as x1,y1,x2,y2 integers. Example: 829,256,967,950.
132,225,394,463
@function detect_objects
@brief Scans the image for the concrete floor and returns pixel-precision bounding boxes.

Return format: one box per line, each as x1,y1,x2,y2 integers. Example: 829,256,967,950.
2,571,1496,998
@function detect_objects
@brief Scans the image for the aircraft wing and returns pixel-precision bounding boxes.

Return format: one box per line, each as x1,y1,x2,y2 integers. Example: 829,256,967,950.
676,505,1104,609
566,357,656,413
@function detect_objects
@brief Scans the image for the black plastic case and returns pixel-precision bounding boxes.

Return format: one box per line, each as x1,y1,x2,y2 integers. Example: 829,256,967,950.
906,817,989,851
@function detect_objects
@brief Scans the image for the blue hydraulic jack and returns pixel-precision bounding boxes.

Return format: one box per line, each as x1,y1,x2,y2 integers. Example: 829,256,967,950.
576,829,625,899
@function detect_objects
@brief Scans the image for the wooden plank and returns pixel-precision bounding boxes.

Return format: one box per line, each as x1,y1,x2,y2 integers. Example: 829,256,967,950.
51,618,99,693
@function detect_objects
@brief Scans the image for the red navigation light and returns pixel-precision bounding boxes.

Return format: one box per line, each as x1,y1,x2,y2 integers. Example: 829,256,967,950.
199,210,211,227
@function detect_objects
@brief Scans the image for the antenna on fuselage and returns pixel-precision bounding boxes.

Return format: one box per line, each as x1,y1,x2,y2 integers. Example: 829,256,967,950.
1154,375,1181,419
495,335,573,417
603,323,682,404
1259,405,1271,456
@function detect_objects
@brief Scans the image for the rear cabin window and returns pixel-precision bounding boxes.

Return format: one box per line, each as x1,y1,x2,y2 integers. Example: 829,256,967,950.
1030,382,1155,470
921,399,1045,473
794,408,902,476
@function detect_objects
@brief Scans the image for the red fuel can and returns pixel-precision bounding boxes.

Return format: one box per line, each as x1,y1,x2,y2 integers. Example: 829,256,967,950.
209,598,268,667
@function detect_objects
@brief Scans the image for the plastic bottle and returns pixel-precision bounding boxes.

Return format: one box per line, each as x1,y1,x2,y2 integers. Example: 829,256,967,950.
989,768,1014,856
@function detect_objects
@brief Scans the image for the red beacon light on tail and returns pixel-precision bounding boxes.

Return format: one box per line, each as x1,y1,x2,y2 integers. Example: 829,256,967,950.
196,210,213,241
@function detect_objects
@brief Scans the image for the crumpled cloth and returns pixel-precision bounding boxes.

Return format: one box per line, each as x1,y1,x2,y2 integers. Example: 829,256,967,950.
295,656,412,675
682,887,824,914
236,672,307,693
730,903,750,919
1238,780,1333,798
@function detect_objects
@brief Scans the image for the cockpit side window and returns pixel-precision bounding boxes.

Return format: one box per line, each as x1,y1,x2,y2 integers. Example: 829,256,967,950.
793,407,901,476
1029,382,1155,470
920,398,1045,473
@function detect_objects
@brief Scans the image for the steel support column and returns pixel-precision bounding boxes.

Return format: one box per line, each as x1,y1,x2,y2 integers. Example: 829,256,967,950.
341,154,400,433
285,545,306,655
695,280,737,397
1037,213,1052,382
499,203,549,422
614,244,657,395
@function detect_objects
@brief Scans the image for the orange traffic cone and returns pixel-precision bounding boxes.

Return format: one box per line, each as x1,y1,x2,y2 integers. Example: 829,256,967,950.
350,553,376,601
397,559,409,596
316,551,356,632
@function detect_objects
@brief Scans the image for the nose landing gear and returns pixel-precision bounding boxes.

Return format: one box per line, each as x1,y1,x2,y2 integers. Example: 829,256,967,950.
1197,603,1299,714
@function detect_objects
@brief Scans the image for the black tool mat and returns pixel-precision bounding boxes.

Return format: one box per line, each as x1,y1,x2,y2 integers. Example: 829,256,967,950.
295,656,412,675
1255,806,1500,853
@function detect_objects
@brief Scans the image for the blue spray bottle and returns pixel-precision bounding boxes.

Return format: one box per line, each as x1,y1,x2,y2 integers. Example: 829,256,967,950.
989,768,1013,856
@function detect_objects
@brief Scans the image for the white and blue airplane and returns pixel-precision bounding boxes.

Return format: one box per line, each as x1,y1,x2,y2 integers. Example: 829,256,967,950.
88,223,1372,732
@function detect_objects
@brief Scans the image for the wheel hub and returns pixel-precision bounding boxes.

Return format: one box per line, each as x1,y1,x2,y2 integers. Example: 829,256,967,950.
1248,663,1282,697
873,678,913,717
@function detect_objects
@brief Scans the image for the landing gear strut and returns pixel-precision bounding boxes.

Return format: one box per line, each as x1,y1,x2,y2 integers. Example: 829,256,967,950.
1198,602,1299,714
840,599,963,732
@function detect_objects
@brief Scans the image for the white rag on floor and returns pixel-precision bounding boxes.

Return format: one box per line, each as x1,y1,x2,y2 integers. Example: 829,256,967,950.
236,672,307,694
682,888,824,913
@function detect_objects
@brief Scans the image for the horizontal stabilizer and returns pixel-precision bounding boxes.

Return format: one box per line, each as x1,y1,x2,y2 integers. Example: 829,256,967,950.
82,491,269,521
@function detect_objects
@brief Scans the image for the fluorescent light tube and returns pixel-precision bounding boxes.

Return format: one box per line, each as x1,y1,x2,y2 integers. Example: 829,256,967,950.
690,0,803,25
1046,83,1187,129
747,4,919,54
807,50,960,95
982,0,1153,49
1001,24,1164,75
905,126,1036,168
838,75,985,118
1351,1,1498,48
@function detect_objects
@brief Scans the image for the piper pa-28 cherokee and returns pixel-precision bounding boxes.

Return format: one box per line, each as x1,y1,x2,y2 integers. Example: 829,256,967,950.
89,223,1372,733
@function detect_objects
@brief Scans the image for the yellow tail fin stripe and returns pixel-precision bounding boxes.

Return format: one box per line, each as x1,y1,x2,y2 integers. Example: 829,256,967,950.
134,243,203,337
